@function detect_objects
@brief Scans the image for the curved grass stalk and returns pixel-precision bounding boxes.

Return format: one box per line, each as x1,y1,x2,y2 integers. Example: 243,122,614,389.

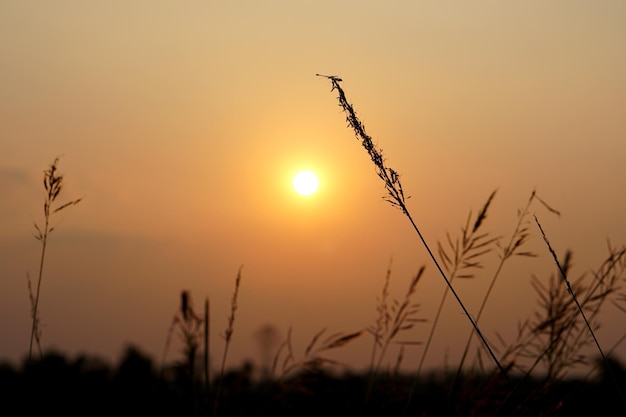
316,74,511,406
534,216,626,408
414,190,497,387
451,190,559,391
494,244,626,415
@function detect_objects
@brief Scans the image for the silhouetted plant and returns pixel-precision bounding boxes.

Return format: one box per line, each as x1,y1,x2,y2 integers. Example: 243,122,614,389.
162,291,204,378
317,74,511,396
271,327,363,379
415,190,497,387
451,190,559,395
28,157,82,361
204,297,210,407
8,80,626,417
214,265,244,416
534,216,625,408
367,265,425,402
495,243,626,415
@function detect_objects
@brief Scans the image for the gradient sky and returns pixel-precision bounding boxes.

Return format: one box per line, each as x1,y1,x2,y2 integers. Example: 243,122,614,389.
2,1,626,375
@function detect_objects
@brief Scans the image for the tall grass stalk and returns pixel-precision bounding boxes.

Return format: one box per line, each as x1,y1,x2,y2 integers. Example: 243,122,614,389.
366,266,425,404
534,217,608,371
494,244,626,415
368,258,393,372
515,244,624,377
160,292,211,414
28,157,82,361
534,215,626,407
414,190,497,386
161,291,203,376
452,191,559,389
204,297,210,404
316,74,511,394
214,265,243,416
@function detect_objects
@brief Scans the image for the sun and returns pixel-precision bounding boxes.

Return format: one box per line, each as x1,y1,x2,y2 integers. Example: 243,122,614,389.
292,170,319,196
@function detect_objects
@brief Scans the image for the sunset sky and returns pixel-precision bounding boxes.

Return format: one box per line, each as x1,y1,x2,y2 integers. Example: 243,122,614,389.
2,1,626,375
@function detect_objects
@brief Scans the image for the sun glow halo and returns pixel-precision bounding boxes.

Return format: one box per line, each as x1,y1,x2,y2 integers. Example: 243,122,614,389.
292,170,319,196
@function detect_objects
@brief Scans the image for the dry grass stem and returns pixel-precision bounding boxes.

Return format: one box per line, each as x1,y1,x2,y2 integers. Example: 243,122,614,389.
533,216,625,408
367,266,426,404
28,157,82,361
494,243,626,415
204,297,210,400
272,327,362,378
161,290,204,379
454,190,559,386
416,190,498,388
316,75,509,391
214,266,244,416
368,257,392,371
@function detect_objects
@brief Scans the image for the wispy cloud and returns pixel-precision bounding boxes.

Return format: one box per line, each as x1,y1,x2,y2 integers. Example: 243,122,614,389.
0,166,30,187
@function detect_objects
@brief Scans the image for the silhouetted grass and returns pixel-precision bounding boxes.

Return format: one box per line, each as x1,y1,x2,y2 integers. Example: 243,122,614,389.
214,265,244,416
316,73,512,401
366,265,425,404
28,157,82,361
315,74,626,415
271,327,363,379
13,88,626,416
417,190,498,389
450,190,560,399
534,216,626,410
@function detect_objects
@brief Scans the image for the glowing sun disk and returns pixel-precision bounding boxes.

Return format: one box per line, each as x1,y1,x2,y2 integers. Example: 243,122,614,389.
293,170,319,196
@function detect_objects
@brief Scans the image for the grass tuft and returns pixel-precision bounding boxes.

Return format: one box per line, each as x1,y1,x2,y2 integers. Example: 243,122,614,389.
272,327,363,378
366,265,426,404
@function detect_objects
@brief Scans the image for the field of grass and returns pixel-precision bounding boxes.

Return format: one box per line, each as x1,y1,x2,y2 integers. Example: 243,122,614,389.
4,77,626,416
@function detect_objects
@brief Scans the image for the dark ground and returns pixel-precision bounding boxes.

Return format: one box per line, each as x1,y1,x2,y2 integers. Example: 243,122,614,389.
2,346,625,417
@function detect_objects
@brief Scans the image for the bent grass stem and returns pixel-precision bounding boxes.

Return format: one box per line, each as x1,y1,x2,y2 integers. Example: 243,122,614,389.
316,74,512,407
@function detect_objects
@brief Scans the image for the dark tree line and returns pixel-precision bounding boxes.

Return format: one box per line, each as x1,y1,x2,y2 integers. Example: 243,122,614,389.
1,345,626,417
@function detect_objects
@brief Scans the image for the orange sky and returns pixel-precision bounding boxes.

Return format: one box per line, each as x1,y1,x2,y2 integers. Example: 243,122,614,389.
1,1,626,375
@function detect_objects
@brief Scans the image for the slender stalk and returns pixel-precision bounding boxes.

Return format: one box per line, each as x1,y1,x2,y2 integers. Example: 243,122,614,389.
29,212,50,360
26,274,42,358
534,215,626,408
365,267,425,405
28,157,81,361
495,245,626,415
368,258,392,372
214,266,243,417
416,191,497,387
316,74,511,404
452,191,557,389
204,297,210,411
